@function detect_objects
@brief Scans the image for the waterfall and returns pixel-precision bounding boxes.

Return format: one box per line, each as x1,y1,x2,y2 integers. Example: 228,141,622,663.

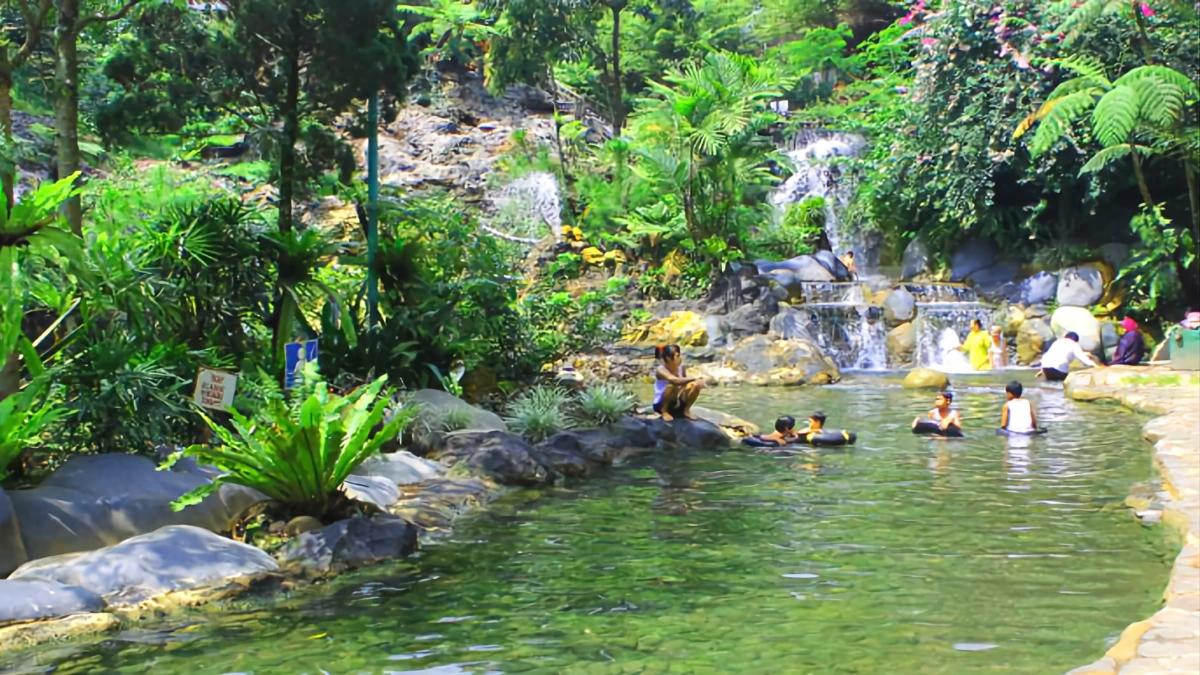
797,282,888,371
770,130,867,256
912,291,995,372
489,171,563,240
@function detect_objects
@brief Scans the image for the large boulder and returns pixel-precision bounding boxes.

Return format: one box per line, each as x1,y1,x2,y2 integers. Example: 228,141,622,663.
339,475,400,509
887,322,916,365
903,368,949,390
883,287,916,325
812,250,852,281
967,259,1021,288
1018,271,1057,305
760,255,836,283
8,455,263,561
532,434,592,477
900,235,934,281
1050,306,1103,354
768,304,815,341
1,488,27,577
648,418,731,451
9,525,279,607
436,431,551,485
1096,243,1131,269
950,237,999,282
411,389,507,434
720,300,772,343
0,580,105,625
1016,317,1054,364
729,335,840,385
621,310,711,347
688,406,760,438
1056,265,1106,307
353,451,444,486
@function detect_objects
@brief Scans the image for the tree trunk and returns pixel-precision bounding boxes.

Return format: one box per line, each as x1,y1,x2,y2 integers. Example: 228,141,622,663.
54,0,83,235
1128,145,1155,209
609,3,625,134
277,13,302,234
0,50,14,213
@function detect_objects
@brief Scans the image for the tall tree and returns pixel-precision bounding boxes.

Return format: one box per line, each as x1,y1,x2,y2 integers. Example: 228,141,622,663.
54,0,144,235
0,0,53,211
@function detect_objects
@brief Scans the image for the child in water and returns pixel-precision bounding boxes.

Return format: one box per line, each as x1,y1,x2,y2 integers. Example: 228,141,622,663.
1000,381,1037,433
913,392,962,433
797,411,827,435
755,416,799,446
653,345,706,421
988,325,1006,370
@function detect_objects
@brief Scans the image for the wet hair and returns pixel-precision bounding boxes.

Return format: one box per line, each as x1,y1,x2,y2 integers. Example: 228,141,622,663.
655,345,681,361
810,411,827,424
1006,381,1023,398
845,251,854,258
775,416,796,433
1065,332,1080,342
938,391,954,402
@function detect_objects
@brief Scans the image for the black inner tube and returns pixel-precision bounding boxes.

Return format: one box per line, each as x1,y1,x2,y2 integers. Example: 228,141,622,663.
995,427,1048,436
742,430,857,447
912,419,963,438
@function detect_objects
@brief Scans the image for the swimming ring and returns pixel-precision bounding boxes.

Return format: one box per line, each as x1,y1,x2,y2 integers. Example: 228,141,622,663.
741,430,857,447
912,419,964,438
995,427,1048,436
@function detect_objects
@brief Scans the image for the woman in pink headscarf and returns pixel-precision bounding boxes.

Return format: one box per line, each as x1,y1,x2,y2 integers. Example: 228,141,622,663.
1111,317,1146,365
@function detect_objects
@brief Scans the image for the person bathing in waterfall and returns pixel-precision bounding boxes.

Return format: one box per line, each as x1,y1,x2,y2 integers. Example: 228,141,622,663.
988,325,1006,369
653,345,707,421
957,320,992,370
839,251,857,279
1000,381,1037,433
913,392,962,434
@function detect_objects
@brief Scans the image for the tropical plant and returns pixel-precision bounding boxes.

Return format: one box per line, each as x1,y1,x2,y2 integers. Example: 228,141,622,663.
505,385,572,441
574,381,636,426
0,377,67,480
171,364,414,518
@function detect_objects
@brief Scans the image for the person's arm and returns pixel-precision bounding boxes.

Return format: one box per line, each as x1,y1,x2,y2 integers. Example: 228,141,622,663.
1074,343,1097,368
941,410,962,430
1000,403,1009,430
1029,404,1037,429
656,365,694,385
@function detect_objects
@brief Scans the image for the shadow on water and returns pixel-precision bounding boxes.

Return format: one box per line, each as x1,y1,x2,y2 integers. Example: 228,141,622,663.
3,375,1175,675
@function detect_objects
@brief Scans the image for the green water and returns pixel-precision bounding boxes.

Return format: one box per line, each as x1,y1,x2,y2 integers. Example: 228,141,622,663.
4,376,1175,675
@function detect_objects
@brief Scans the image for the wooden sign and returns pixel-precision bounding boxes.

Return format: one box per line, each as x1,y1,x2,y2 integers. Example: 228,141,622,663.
193,368,238,410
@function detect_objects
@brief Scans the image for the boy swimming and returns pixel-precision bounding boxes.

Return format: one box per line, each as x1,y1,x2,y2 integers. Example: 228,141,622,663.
653,345,706,421
1000,381,1037,433
797,411,827,435
913,392,962,433
754,416,798,446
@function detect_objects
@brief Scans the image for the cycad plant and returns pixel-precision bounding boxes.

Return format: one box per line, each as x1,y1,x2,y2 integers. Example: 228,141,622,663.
171,364,414,519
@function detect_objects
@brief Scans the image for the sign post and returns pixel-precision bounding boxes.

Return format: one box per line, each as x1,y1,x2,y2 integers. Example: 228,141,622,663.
193,368,238,410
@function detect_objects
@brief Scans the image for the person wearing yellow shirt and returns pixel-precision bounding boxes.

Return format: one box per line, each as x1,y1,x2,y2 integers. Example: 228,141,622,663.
958,319,993,370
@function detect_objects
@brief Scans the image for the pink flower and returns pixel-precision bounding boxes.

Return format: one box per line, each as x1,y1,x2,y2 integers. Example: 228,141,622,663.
899,11,915,25
921,37,937,46
1139,2,1154,17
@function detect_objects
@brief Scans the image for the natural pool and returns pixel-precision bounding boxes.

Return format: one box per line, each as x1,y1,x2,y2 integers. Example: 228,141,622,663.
3,375,1176,675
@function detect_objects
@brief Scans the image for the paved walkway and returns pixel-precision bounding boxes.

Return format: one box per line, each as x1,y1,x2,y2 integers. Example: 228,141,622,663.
1064,366,1200,675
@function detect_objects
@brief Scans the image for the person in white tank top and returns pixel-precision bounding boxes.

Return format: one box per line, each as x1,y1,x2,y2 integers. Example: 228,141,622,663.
1000,381,1037,433
653,345,707,421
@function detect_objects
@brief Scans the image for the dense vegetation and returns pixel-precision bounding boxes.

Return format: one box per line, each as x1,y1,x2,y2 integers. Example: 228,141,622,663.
0,0,1196,493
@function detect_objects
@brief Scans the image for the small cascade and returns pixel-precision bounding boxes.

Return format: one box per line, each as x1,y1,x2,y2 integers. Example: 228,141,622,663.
912,299,995,372
797,282,888,370
769,130,867,256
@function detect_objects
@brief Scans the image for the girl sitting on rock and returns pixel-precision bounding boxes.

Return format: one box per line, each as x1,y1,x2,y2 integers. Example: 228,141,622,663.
653,345,706,421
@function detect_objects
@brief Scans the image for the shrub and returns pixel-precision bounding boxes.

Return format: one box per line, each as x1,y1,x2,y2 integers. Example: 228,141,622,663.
171,364,414,519
574,382,637,427
0,379,67,480
505,385,572,442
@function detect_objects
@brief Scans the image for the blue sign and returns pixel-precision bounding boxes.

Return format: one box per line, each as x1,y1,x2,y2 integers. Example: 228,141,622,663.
284,339,319,389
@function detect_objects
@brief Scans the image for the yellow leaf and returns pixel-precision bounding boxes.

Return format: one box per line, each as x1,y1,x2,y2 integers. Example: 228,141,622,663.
308,633,328,640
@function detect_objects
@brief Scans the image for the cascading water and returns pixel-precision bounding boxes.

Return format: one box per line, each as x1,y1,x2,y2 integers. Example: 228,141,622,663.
769,130,867,256
796,282,888,371
911,284,996,372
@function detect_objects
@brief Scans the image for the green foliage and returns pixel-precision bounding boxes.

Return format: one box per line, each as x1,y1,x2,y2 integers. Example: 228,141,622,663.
0,377,66,480
748,196,826,260
574,381,636,426
173,364,413,517
505,385,573,441
1117,205,1195,312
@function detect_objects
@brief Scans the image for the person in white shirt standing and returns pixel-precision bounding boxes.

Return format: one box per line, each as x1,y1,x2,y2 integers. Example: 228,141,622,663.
1000,381,1037,433
1037,331,1096,381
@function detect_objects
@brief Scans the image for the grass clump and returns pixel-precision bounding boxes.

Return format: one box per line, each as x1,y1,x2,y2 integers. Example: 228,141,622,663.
505,386,573,441
574,382,637,427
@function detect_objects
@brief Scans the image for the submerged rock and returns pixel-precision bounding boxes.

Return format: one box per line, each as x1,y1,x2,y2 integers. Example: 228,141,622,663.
8,454,263,561
903,368,949,389
9,525,279,608
437,431,551,485
0,580,106,625
688,406,759,438
0,488,27,576
278,515,419,576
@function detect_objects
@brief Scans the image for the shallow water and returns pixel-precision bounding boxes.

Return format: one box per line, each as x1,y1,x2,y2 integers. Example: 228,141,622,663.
4,375,1174,675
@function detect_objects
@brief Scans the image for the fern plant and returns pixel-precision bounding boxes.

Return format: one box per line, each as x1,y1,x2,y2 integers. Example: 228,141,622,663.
1014,58,1198,205
170,364,414,519
0,378,67,480
505,386,573,442
574,382,637,427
